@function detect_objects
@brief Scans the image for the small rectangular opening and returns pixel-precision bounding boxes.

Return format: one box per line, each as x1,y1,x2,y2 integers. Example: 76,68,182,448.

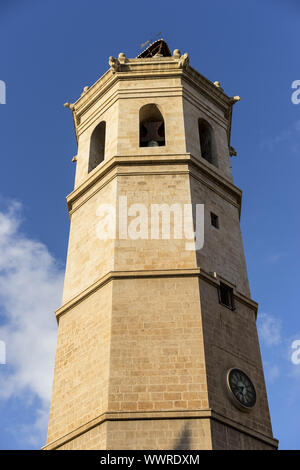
219,282,234,310
211,212,219,229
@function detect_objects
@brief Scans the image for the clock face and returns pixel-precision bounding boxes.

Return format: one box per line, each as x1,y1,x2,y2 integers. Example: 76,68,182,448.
227,368,256,409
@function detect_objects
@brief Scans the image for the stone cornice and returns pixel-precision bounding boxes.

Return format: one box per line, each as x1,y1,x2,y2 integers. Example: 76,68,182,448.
68,59,235,146
56,268,257,323
74,60,231,113
42,407,277,450
66,153,242,215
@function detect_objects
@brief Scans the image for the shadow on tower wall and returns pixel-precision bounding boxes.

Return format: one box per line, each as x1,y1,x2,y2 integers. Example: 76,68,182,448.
173,423,191,450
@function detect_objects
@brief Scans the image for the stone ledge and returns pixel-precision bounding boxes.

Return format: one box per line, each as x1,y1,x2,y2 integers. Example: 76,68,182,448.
73,63,232,126
66,153,242,214
56,268,257,322
42,408,277,450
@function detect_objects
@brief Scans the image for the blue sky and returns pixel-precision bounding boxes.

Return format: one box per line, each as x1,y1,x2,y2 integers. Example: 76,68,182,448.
0,0,299,450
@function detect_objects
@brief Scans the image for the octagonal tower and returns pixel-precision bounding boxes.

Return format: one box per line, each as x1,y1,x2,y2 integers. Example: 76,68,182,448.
44,40,277,450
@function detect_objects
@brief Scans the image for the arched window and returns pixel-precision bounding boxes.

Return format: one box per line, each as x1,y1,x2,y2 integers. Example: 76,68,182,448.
139,104,165,147
198,119,217,166
88,121,106,173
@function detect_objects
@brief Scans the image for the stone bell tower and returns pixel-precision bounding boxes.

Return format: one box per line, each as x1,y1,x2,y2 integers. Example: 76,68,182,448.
44,40,278,450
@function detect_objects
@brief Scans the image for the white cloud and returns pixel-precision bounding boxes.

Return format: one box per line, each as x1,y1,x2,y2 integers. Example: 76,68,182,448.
0,201,64,445
258,313,282,347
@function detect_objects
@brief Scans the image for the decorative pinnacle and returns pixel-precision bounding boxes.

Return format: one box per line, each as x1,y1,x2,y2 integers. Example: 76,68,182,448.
229,96,241,105
213,81,224,91
118,52,127,64
177,52,189,69
64,102,74,110
172,49,181,59
81,86,89,96
109,56,119,73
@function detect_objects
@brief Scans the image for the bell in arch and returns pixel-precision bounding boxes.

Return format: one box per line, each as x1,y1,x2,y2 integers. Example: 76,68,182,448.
139,104,165,147
147,139,159,147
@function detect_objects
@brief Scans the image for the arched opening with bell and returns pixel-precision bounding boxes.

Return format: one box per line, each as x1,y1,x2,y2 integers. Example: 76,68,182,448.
139,104,165,147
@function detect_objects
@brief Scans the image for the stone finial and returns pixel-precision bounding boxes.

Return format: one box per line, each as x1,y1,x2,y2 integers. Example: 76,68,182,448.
109,56,120,73
81,86,89,96
178,52,189,69
72,155,78,162
213,81,224,91
118,52,127,64
64,102,74,110
229,96,241,105
173,49,181,59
